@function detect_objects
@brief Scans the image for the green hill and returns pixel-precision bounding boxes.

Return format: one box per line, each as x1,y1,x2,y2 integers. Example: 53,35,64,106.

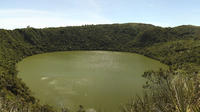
0,23,199,111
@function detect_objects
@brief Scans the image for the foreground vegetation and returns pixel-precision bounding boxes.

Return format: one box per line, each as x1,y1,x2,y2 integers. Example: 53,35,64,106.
0,23,199,111
122,69,200,112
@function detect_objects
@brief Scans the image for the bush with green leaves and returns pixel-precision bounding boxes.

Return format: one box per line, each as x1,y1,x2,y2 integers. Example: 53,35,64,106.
122,69,200,112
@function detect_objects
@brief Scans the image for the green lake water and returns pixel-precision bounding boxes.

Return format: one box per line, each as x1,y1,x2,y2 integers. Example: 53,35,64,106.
17,51,167,112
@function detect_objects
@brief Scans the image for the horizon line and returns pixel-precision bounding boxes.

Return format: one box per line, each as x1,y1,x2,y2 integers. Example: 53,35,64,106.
1,22,200,30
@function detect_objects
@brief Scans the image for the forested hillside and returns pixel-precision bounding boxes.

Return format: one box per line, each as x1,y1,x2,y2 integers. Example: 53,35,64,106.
0,23,199,111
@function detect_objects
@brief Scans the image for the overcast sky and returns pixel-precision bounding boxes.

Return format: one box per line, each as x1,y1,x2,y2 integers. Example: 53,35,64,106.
0,0,200,29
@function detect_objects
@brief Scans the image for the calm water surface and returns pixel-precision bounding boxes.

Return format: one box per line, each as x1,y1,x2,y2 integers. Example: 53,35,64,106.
17,51,167,112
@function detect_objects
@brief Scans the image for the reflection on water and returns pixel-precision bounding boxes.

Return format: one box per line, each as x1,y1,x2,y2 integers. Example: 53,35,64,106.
17,51,167,112
41,77,48,80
